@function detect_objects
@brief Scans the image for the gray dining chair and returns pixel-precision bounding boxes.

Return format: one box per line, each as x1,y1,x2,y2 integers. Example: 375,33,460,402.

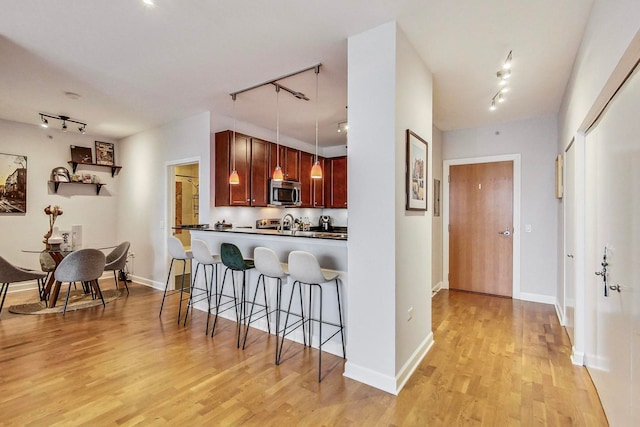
104,241,130,294
54,249,106,315
0,256,46,317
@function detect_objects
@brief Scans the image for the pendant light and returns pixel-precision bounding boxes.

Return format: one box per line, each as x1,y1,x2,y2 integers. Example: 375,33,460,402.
229,94,240,185
310,65,323,180
272,85,284,181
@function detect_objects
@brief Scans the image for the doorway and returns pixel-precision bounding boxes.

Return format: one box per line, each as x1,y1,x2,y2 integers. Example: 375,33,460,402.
168,161,200,291
443,155,521,298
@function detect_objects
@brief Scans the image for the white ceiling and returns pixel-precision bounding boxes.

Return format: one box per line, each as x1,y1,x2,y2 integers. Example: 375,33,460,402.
0,0,594,146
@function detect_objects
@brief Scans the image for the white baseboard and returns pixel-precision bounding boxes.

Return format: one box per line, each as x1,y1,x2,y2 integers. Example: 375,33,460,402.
554,303,565,326
128,275,164,290
571,347,585,366
432,281,443,294
343,362,398,395
395,332,434,393
518,292,556,305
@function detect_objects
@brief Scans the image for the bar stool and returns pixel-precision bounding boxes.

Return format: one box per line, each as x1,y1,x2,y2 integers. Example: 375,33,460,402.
242,247,289,357
281,250,346,381
213,243,254,347
159,236,192,323
184,239,221,334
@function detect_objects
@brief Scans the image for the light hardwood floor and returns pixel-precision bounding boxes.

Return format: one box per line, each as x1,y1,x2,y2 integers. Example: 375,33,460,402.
0,282,607,426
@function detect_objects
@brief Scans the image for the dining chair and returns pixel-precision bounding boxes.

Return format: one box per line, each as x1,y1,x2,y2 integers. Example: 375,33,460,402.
53,249,106,315
0,256,46,317
104,241,130,294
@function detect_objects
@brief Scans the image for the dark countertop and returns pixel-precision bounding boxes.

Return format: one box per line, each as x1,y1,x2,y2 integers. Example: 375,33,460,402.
176,225,347,241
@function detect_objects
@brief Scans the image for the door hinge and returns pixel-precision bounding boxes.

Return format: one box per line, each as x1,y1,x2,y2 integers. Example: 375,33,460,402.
448,224,451,232
448,175,451,183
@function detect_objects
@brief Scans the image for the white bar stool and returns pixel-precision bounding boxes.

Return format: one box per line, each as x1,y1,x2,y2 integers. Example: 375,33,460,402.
159,236,193,323
281,250,346,381
184,239,222,334
242,247,289,359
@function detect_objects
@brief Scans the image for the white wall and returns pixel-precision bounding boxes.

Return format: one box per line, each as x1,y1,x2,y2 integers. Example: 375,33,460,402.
432,126,443,290
0,118,118,274
557,0,640,363
116,112,210,287
443,115,558,300
344,21,433,395
394,28,433,381
344,21,398,393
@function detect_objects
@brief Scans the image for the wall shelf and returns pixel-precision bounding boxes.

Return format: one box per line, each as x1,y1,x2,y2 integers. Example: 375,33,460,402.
49,181,105,195
67,161,122,177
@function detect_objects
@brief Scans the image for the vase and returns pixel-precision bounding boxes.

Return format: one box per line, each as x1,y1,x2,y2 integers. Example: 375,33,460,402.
47,226,63,250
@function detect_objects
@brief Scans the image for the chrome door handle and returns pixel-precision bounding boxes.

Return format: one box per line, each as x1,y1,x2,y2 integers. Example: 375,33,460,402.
498,227,511,236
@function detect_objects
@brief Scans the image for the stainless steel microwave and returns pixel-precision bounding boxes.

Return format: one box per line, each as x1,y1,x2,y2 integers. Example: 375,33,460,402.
269,180,301,206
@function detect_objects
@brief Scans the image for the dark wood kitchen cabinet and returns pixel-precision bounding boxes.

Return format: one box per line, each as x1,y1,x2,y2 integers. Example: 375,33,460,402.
214,131,269,207
269,144,300,181
300,152,325,207
326,156,347,208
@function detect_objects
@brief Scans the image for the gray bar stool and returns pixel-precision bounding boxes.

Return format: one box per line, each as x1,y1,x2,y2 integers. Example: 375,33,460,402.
185,239,221,334
159,236,193,323
281,250,346,381
242,247,290,358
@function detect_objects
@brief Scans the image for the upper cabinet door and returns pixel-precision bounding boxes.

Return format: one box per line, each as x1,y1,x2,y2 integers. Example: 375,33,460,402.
250,138,269,206
214,130,250,207
330,156,347,208
284,147,300,181
299,151,314,207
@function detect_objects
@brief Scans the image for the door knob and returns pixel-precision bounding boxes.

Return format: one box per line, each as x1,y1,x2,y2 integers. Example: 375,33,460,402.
498,227,511,237
567,254,574,258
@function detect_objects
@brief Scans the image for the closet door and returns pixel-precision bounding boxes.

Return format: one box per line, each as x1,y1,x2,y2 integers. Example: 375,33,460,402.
584,66,640,427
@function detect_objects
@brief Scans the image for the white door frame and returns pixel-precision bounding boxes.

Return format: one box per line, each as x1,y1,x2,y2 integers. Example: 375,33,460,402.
442,154,522,299
164,157,201,282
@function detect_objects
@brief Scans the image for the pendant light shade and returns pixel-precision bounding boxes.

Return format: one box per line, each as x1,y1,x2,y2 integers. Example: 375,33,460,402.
272,85,283,181
311,161,322,179
229,169,240,185
229,95,240,185
311,66,323,180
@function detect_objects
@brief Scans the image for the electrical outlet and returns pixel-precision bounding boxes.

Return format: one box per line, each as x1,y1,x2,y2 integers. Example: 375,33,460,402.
408,307,414,321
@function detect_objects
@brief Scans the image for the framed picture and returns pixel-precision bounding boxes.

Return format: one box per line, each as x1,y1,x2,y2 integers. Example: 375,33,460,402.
405,129,428,211
433,179,441,217
555,154,563,199
95,141,115,166
70,145,93,164
0,153,27,213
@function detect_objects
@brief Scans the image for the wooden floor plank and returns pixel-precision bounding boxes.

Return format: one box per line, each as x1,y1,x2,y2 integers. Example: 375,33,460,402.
0,284,608,426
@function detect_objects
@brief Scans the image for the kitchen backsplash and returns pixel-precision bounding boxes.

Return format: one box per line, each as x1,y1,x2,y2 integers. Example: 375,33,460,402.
211,206,348,228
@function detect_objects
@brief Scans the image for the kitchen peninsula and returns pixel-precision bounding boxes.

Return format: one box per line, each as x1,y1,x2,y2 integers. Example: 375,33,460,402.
187,225,348,357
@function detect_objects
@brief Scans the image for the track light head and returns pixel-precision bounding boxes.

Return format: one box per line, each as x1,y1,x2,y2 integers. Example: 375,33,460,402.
489,100,496,111
61,121,67,131
40,115,48,128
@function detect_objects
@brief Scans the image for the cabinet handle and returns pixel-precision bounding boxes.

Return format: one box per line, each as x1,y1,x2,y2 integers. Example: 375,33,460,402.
252,199,255,203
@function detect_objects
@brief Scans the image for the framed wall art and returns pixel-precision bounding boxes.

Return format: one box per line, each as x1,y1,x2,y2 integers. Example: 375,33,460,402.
0,153,27,213
95,141,115,166
405,129,428,211
70,145,93,164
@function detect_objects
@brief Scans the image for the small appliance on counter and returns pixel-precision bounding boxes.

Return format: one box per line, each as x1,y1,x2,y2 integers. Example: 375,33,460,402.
213,220,232,230
256,218,281,230
319,215,332,232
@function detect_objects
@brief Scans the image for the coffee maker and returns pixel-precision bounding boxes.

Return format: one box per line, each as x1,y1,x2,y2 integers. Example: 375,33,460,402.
319,215,332,231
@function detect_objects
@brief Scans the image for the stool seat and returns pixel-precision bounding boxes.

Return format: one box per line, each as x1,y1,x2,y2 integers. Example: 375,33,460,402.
185,239,222,333
242,247,290,352
280,250,346,381
159,236,193,322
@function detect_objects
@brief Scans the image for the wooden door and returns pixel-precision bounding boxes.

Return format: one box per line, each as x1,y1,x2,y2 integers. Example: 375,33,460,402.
563,143,576,345
449,161,513,296
250,138,269,206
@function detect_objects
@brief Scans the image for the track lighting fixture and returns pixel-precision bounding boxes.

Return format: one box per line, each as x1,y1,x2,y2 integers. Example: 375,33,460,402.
489,51,513,111
229,95,240,185
310,65,323,180
39,113,87,133
272,85,284,181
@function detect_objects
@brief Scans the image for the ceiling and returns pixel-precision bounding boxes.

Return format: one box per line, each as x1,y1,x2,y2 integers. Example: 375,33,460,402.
0,0,594,147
